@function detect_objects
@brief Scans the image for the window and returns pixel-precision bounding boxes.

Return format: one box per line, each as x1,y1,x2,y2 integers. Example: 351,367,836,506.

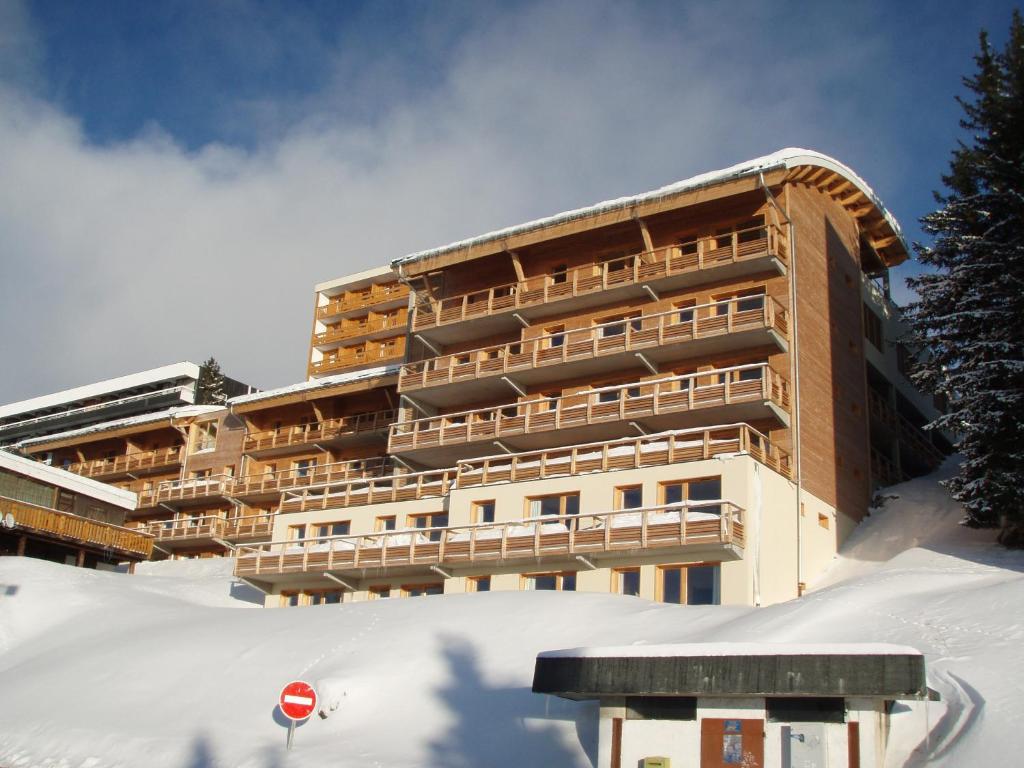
551,264,568,284
527,493,580,519
737,366,763,382
736,215,766,243
658,563,720,605
468,576,491,593
368,586,391,600
543,325,565,348
864,303,884,350
615,568,641,596
598,389,620,404
403,583,444,597
408,512,449,541
674,301,696,325
281,592,301,608
660,477,721,510
288,524,306,541
473,501,496,524
598,314,642,338
313,521,350,538
523,572,576,591
194,421,217,452
294,458,317,478
307,590,344,605
616,485,643,510
376,515,396,532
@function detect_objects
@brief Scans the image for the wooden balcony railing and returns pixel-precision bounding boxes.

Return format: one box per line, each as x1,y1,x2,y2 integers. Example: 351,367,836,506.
870,448,908,488
310,344,406,375
313,313,408,347
138,474,234,507
232,457,391,497
243,410,398,453
141,513,275,543
868,390,945,466
456,423,793,486
279,468,457,514
401,297,788,392
234,500,744,579
1,496,153,558
316,283,409,320
412,223,788,331
66,446,184,479
389,364,790,453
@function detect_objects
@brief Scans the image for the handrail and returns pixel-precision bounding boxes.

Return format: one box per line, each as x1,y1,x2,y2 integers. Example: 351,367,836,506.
232,457,392,496
313,312,408,347
279,468,457,513
141,512,275,541
309,342,406,373
243,409,398,452
390,363,790,451
401,296,788,390
1,384,192,433
316,283,409,320
67,446,184,478
867,391,944,464
456,423,793,484
412,222,788,330
0,496,153,558
234,500,744,577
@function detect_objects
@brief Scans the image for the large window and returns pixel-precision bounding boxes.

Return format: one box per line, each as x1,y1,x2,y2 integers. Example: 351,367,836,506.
408,512,449,541
863,303,884,351
523,572,577,591
527,493,579,519
473,500,496,524
660,477,721,506
658,563,720,605
313,520,350,538
616,485,643,510
615,568,641,596
403,583,444,597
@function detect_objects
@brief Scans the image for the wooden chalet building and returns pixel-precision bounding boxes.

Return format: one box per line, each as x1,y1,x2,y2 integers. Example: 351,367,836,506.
5,148,949,608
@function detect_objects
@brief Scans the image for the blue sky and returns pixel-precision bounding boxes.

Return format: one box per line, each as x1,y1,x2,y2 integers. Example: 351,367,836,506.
0,0,1018,400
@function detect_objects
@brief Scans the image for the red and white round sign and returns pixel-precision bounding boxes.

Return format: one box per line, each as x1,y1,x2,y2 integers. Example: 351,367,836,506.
279,680,317,721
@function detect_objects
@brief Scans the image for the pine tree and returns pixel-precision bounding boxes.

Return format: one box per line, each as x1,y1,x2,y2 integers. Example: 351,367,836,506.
906,11,1024,546
195,357,227,405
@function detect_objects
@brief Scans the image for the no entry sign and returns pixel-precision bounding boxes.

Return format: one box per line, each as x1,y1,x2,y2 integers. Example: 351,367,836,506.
279,680,317,721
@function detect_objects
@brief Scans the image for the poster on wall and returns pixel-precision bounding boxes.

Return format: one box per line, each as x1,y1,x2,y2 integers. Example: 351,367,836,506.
723,720,743,764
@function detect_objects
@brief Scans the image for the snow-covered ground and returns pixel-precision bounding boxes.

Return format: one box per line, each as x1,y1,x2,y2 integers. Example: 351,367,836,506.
1,462,1021,767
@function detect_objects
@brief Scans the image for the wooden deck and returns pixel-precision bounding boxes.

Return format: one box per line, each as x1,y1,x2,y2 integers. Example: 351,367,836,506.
309,345,406,375
316,282,409,321
1,496,153,558
412,223,788,333
389,364,790,456
455,423,793,486
400,297,788,397
278,468,457,514
313,312,408,348
142,513,275,548
235,501,744,583
231,457,391,498
243,409,397,454
67,446,183,480
137,474,234,508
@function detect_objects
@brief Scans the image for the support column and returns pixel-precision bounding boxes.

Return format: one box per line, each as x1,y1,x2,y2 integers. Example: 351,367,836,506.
16,535,26,556
76,548,86,568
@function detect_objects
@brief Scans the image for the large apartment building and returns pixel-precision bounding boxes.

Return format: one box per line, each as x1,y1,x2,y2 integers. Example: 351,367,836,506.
3,148,948,608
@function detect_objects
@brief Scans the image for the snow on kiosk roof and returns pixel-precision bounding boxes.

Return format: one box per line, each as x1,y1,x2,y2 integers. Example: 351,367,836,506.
392,148,908,275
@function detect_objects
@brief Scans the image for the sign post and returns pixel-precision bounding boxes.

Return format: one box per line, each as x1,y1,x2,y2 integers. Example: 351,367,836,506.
278,680,317,751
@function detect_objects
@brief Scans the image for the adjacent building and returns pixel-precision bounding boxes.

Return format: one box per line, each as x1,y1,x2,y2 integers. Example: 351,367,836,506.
3,148,949,609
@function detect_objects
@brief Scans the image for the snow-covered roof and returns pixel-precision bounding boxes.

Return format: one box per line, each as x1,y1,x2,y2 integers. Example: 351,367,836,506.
15,404,223,449
0,449,137,510
228,365,401,407
392,148,906,270
0,362,201,420
315,265,398,294
537,642,923,659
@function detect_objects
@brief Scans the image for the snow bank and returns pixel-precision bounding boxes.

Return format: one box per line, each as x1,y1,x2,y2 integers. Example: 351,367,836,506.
0,464,1021,767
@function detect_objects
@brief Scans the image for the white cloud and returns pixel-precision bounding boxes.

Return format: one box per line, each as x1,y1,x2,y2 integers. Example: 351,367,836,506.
0,0,911,401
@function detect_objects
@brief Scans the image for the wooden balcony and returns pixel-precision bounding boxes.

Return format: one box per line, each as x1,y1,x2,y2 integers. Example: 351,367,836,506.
278,468,456,514
234,501,744,586
66,446,184,480
389,364,791,467
456,423,794,487
1,496,153,559
313,314,408,349
142,513,275,550
870,448,908,488
231,457,392,499
316,283,409,322
137,474,234,508
411,223,788,345
242,410,397,457
400,297,789,406
309,345,406,375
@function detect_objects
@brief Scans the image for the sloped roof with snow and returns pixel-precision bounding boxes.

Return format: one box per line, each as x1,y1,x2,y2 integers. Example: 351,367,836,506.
228,365,401,407
15,404,223,449
0,449,137,509
392,147,907,271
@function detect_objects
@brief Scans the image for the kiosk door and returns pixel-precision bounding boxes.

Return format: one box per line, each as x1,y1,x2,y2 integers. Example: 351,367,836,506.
700,718,764,768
